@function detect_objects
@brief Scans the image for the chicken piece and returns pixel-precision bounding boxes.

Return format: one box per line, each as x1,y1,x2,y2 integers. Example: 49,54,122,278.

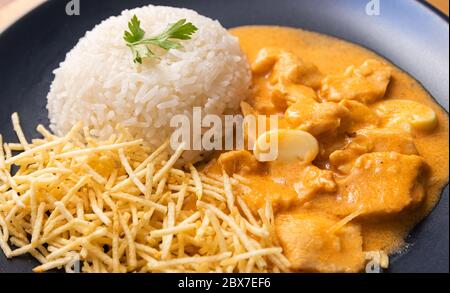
218,150,263,176
293,165,337,204
250,48,323,114
252,48,323,88
250,97,279,114
330,128,418,173
251,47,280,74
338,152,426,217
272,51,323,90
320,59,392,104
285,99,349,136
339,99,380,132
275,211,365,272
271,84,320,111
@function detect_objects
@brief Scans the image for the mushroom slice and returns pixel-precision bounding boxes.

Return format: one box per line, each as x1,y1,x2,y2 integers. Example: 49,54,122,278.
374,99,438,132
253,129,319,163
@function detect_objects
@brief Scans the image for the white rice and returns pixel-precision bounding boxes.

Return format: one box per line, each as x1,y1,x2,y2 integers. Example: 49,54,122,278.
47,5,251,163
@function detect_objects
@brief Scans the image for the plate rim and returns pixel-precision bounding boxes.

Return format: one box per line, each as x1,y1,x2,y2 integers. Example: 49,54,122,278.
0,0,448,273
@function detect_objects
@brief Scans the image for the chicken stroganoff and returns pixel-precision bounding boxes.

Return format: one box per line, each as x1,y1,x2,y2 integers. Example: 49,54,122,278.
201,26,449,272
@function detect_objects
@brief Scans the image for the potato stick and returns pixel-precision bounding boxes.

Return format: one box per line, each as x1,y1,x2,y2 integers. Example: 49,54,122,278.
199,174,223,187
236,196,258,226
5,137,68,165
188,164,203,199
112,209,120,272
245,257,256,273
154,176,167,198
144,163,154,200
88,190,111,225
198,201,265,267
327,207,364,234
119,148,146,194
101,192,117,211
175,184,187,212
195,213,210,240
110,193,166,213
36,124,55,140
3,170,18,191
0,230,12,258
110,169,146,192
76,201,84,220
55,140,143,159
118,212,137,268
243,219,269,238
222,170,235,212
8,143,26,151
42,214,66,236
131,205,138,226
84,165,107,185
9,189,25,209
11,113,30,150
232,174,251,185
170,168,185,178
46,228,107,260
3,143,12,161
82,241,114,268
153,142,185,184
221,248,282,266
33,255,74,273
24,167,73,178
188,180,224,195
44,176,89,230
31,202,46,245
207,210,227,253
150,223,196,238
9,237,46,264
105,169,118,190
135,140,169,173
0,213,10,242
161,202,175,260
54,201,74,222
179,212,201,226
147,252,232,270
30,183,37,227
168,185,225,202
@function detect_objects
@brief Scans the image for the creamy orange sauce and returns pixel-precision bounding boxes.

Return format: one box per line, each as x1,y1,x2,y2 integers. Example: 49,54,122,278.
206,26,448,272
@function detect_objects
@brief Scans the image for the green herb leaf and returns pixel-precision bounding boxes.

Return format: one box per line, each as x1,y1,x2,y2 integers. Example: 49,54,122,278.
123,15,146,44
128,44,154,64
124,16,198,64
156,19,199,41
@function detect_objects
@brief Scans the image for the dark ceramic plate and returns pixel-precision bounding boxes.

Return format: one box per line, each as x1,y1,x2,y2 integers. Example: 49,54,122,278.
0,0,448,273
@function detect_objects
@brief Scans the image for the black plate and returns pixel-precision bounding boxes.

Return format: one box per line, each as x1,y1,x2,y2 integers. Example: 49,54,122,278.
0,0,448,273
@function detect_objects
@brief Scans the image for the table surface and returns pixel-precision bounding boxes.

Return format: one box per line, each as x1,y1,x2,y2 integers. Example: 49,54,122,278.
0,0,448,32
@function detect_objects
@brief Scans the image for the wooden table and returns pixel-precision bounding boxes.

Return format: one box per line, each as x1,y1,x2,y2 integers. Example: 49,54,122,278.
0,0,46,32
0,0,448,32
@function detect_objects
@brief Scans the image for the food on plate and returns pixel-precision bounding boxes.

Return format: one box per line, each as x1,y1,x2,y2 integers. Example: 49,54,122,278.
275,210,365,273
0,6,448,273
0,114,287,273
218,26,448,271
374,99,438,132
46,5,251,163
253,129,319,163
123,16,198,64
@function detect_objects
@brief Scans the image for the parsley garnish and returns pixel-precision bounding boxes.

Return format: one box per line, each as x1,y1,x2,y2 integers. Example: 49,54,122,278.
124,15,198,64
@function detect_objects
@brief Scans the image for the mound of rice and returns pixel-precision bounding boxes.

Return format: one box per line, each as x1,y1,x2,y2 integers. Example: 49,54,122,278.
47,5,250,163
